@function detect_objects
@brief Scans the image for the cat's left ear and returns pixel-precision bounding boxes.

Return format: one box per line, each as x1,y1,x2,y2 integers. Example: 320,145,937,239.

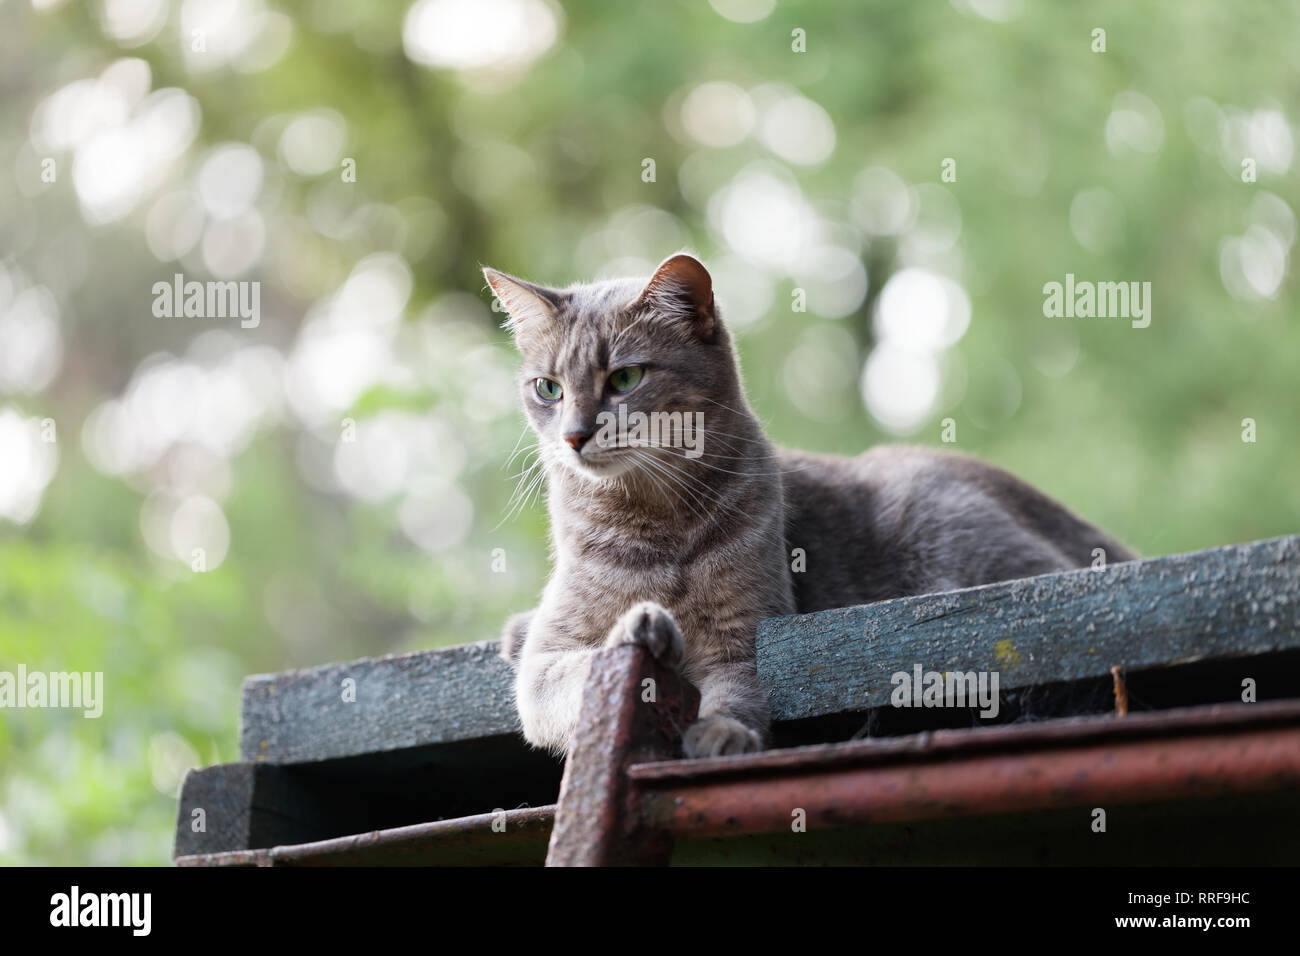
482,267,561,340
635,253,716,342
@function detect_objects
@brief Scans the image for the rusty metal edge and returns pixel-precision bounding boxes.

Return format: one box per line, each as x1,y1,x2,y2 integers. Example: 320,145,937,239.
628,698,1300,783
638,723,1300,839
546,644,700,866
174,805,555,867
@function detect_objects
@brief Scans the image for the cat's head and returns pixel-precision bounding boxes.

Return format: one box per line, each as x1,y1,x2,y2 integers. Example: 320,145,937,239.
483,253,738,482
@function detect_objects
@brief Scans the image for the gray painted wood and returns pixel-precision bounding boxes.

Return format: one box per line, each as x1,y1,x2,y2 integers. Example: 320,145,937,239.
173,763,346,855
174,754,564,856
757,535,1300,723
174,765,258,856
240,640,517,764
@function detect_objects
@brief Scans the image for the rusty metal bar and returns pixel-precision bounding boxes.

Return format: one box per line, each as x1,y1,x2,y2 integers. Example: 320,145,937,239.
630,699,1300,783
545,644,700,866
633,709,1300,839
174,806,555,867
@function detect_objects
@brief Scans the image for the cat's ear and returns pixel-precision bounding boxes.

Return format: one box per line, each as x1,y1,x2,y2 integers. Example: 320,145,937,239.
482,267,561,338
635,253,716,342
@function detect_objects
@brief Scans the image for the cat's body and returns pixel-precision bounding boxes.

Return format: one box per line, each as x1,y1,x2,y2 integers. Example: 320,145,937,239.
484,254,1133,759
781,444,1133,611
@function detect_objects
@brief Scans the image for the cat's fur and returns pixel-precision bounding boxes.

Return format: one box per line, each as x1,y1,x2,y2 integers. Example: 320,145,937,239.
484,253,1134,759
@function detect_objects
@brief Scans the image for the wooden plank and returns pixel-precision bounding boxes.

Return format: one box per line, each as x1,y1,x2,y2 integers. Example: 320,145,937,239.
174,765,258,857
175,740,565,858
240,639,517,764
757,534,1300,723
173,763,359,856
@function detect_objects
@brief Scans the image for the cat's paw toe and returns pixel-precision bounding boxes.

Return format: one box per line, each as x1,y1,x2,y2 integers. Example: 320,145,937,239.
606,601,684,669
682,715,764,758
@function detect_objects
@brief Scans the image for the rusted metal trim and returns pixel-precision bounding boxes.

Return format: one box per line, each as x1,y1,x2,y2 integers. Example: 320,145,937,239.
628,698,1300,784
175,847,269,868
546,644,700,866
174,806,555,867
637,724,1300,839
1110,664,1129,716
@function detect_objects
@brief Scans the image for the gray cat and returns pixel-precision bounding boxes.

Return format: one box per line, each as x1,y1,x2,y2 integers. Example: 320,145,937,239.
484,253,1134,759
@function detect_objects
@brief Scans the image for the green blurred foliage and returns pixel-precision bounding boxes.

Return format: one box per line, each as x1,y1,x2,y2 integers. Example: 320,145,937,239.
0,0,1296,864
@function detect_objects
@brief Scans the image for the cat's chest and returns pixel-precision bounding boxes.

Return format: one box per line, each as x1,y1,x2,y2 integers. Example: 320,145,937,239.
552,545,774,638
546,499,788,638
562,559,686,614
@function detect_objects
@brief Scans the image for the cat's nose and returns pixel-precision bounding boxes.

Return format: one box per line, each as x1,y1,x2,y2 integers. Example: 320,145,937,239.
564,430,592,452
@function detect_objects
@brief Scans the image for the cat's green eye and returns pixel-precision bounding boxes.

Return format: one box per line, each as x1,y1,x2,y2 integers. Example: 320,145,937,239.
535,377,563,402
608,365,644,394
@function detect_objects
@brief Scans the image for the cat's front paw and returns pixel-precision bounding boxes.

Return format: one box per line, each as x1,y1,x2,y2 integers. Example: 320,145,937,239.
605,601,685,670
683,715,764,758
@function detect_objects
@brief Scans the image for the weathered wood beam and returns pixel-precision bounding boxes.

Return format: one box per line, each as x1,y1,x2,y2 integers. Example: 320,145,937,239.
175,741,564,857
758,535,1300,724
240,640,517,764
173,763,366,857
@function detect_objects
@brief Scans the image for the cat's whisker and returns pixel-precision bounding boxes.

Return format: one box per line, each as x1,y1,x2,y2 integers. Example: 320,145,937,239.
507,455,542,482
526,468,548,505
628,452,694,519
619,437,782,463
631,449,720,521
495,484,532,529
652,445,808,478
615,424,802,477
639,452,791,550
495,452,548,529
503,425,537,469
528,467,549,511
689,426,770,446
628,448,704,512
635,449,741,517
689,447,784,462
628,449,708,522
685,428,778,463
692,430,814,474
507,454,541,490
505,449,540,476
697,394,767,423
